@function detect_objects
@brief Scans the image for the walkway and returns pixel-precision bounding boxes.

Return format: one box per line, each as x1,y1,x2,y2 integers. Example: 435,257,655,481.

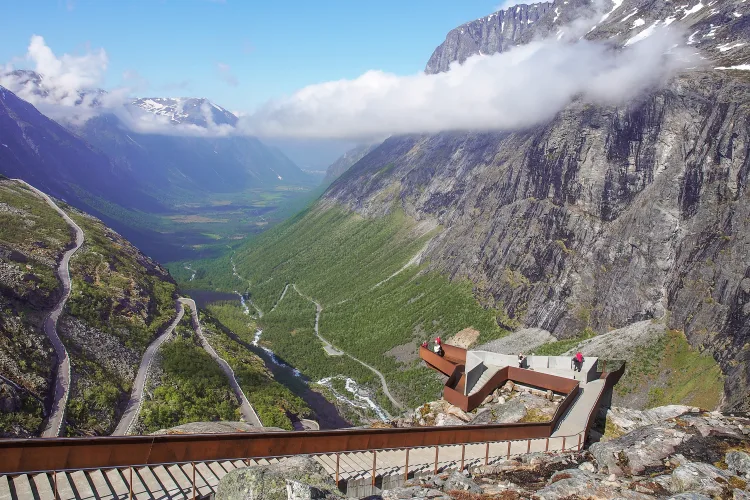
0,437,586,500
552,378,605,437
15,180,84,438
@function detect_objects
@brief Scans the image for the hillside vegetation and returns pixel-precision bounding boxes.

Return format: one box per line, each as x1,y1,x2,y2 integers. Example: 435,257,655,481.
135,310,239,433
0,180,69,437
60,209,177,436
198,310,310,430
181,205,507,409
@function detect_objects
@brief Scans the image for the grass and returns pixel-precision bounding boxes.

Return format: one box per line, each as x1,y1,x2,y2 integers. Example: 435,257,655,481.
185,204,508,410
616,329,724,410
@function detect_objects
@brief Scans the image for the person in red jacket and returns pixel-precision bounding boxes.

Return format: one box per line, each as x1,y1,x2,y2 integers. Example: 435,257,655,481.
433,337,444,357
572,351,584,372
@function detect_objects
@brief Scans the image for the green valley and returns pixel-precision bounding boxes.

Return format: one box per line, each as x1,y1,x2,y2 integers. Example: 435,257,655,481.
176,204,508,411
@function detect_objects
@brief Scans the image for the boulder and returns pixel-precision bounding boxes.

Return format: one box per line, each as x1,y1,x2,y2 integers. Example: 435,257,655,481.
726,451,750,478
215,456,339,500
536,468,651,500
446,405,472,422
442,471,482,493
381,486,449,499
603,405,699,434
667,494,714,500
435,413,465,426
669,462,734,497
589,424,689,476
470,399,526,425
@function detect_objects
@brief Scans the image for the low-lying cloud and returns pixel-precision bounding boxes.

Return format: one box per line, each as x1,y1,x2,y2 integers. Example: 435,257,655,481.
239,28,696,140
2,22,697,141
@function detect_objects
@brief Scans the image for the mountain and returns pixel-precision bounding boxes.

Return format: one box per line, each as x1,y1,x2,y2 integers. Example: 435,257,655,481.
425,2,554,75
193,0,750,413
132,97,239,127
0,85,162,214
323,143,379,184
0,70,320,262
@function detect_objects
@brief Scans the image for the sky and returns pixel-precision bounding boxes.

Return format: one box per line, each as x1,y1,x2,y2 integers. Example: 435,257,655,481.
0,0,696,154
0,0,505,113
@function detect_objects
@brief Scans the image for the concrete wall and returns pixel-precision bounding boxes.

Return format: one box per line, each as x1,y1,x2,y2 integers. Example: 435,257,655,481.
464,351,486,396
470,351,599,384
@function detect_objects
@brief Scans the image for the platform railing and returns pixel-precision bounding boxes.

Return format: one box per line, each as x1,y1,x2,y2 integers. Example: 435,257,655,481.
0,429,590,499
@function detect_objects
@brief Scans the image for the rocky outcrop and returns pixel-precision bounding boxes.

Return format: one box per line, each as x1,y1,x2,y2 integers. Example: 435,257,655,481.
152,421,283,435
324,144,378,183
215,456,341,500
477,327,556,354
380,410,749,500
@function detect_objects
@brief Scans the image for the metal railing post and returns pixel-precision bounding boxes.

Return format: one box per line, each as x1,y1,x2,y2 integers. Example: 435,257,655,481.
545,438,549,452
485,443,489,466
562,436,566,451
460,444,465,471
434,446,439,474
371,451,377,487
577,434,582,451
506,441,511,459
527,439,531,454
336,453,340,484
404,449,409,481
192,462,196,499
53,471,58,500
129,466,133,500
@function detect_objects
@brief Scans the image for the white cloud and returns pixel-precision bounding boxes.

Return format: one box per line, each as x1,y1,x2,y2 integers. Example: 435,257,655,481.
0,35,117,123
216,62,238,87
238,28,697,140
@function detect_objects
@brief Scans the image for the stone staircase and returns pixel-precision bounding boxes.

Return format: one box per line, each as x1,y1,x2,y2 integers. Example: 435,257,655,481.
467,364,501,396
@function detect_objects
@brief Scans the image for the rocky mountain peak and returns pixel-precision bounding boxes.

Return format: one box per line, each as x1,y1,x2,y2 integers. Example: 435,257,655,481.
425,0,750,75
131,97,238,128
425,2,554,75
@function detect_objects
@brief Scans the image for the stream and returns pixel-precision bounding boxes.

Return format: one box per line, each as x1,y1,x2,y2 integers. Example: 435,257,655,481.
316,376,389,421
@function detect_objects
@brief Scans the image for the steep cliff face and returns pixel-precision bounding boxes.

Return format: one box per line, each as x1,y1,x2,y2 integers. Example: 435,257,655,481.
326,0,750,411
425,2,554,75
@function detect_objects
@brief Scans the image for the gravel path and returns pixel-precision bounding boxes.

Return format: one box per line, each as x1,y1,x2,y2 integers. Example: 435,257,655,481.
112,301,186,436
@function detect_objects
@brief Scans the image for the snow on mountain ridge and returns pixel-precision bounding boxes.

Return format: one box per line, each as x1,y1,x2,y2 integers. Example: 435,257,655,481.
131,97,238,128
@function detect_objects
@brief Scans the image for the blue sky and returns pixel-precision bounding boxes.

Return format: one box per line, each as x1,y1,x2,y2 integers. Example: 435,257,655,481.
0,0,502,113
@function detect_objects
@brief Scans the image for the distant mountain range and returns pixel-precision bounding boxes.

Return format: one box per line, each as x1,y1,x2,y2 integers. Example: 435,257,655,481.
0,70,319,260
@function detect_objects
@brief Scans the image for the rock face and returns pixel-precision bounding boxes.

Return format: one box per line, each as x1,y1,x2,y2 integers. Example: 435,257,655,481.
324,0,750,411
151,421,283,435
425,2,554,75
324,144,378,183
215,456,340,500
